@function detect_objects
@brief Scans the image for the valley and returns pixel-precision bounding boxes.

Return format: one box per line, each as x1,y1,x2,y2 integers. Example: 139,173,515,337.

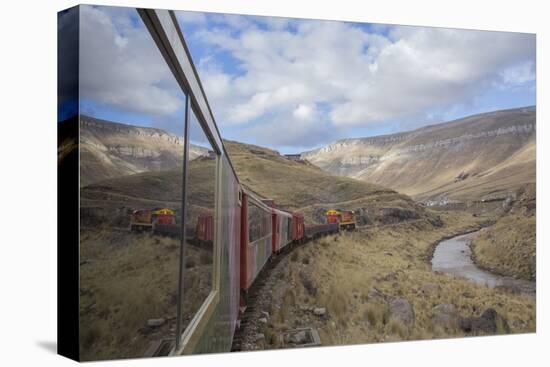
69,107,536,356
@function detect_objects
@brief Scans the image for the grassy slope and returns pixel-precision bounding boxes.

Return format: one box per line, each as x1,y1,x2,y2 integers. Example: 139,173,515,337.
472,183,536,281
224,140,432,224
248,212,535,350
225,140,392,208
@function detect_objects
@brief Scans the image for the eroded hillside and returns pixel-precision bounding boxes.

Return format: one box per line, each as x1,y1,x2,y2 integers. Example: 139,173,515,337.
302,107,535,202
79,115,207,186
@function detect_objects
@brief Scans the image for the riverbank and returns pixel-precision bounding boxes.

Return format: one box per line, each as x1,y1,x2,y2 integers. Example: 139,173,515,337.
471,212,536,281
470,183,536,282
238,210,535,350
432,232,535,297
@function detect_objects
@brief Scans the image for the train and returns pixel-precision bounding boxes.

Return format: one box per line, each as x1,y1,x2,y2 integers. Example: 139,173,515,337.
326,209,357,230
130,189,341,298
129,208,176,232
121,9,351,357
129,188,343,355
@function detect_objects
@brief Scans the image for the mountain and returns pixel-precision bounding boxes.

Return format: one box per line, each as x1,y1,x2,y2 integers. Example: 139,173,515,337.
221,141,437,225
302,106,536,202
74,115,437,227
79,115,208,186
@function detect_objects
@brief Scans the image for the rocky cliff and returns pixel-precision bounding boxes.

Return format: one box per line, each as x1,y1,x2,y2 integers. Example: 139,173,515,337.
79,115,207,186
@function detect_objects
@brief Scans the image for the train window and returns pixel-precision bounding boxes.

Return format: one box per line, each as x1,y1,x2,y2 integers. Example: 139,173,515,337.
77,6,186,360
287,217,292,241
248,201,271,243
179,105,216,337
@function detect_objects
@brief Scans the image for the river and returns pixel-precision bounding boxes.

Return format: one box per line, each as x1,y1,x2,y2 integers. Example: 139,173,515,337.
431,231,535,298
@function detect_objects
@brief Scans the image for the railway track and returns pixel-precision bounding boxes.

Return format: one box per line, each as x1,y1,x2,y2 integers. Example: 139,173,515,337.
231,228,337,352
230,242,294,352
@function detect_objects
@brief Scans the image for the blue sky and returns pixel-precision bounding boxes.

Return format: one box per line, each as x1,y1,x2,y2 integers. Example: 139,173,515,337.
75,5,535,153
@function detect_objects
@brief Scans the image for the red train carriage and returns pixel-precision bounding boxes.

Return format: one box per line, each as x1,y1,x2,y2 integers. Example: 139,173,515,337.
305,223,339,239
291,213,305,242
195,214,214,242
272,208,293,253
240,189,273,291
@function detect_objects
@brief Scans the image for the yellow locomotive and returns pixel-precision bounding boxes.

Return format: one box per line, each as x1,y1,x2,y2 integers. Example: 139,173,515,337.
326,209,356,230
130,208,176,231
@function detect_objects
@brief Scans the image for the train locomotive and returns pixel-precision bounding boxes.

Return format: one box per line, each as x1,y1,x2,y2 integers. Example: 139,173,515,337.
326,209,357,230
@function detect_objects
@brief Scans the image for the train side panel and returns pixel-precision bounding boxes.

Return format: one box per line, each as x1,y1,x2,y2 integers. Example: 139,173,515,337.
305,223,339,239
292,213,305,242
196,214,214,242
274,209,292,252
240,192,273,290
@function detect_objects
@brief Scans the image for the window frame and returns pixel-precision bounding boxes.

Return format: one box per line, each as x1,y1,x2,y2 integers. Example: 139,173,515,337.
137,8,239,354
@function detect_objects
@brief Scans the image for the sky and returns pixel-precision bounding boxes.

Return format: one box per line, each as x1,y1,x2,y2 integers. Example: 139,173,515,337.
72,5,536,153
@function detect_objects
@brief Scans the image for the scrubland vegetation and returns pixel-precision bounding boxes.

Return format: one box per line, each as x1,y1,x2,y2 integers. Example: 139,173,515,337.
245,211,535,350
79,229,212,360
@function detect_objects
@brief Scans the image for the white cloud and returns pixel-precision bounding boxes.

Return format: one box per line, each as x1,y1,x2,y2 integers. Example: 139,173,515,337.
80,6,184,118
293,103,318,121
176,11,207,25
79,6,535,149
499,61,535,86
191,16,535,135
244,112,336,150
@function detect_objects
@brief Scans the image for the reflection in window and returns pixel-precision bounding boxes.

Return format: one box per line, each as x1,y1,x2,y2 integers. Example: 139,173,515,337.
78,6,185,360
179,107,216,337
248,202,271,243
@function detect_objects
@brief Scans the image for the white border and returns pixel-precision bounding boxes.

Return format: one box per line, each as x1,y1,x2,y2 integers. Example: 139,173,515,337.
1,0,547,367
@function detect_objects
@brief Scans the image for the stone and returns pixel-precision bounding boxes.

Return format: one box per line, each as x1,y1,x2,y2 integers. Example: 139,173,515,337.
389,298,415,326
384,251,393,256
260,311,270,319
432,304,460,330
459,308,510,334
147,318,165,327
287,330,308,344
313,307,327,316
259,317,268,324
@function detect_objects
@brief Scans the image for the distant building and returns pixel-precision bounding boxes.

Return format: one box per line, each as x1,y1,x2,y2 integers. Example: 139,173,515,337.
284,154,302,161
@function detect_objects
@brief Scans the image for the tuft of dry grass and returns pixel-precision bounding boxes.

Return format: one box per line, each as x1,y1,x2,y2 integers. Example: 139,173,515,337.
364,301,389,330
